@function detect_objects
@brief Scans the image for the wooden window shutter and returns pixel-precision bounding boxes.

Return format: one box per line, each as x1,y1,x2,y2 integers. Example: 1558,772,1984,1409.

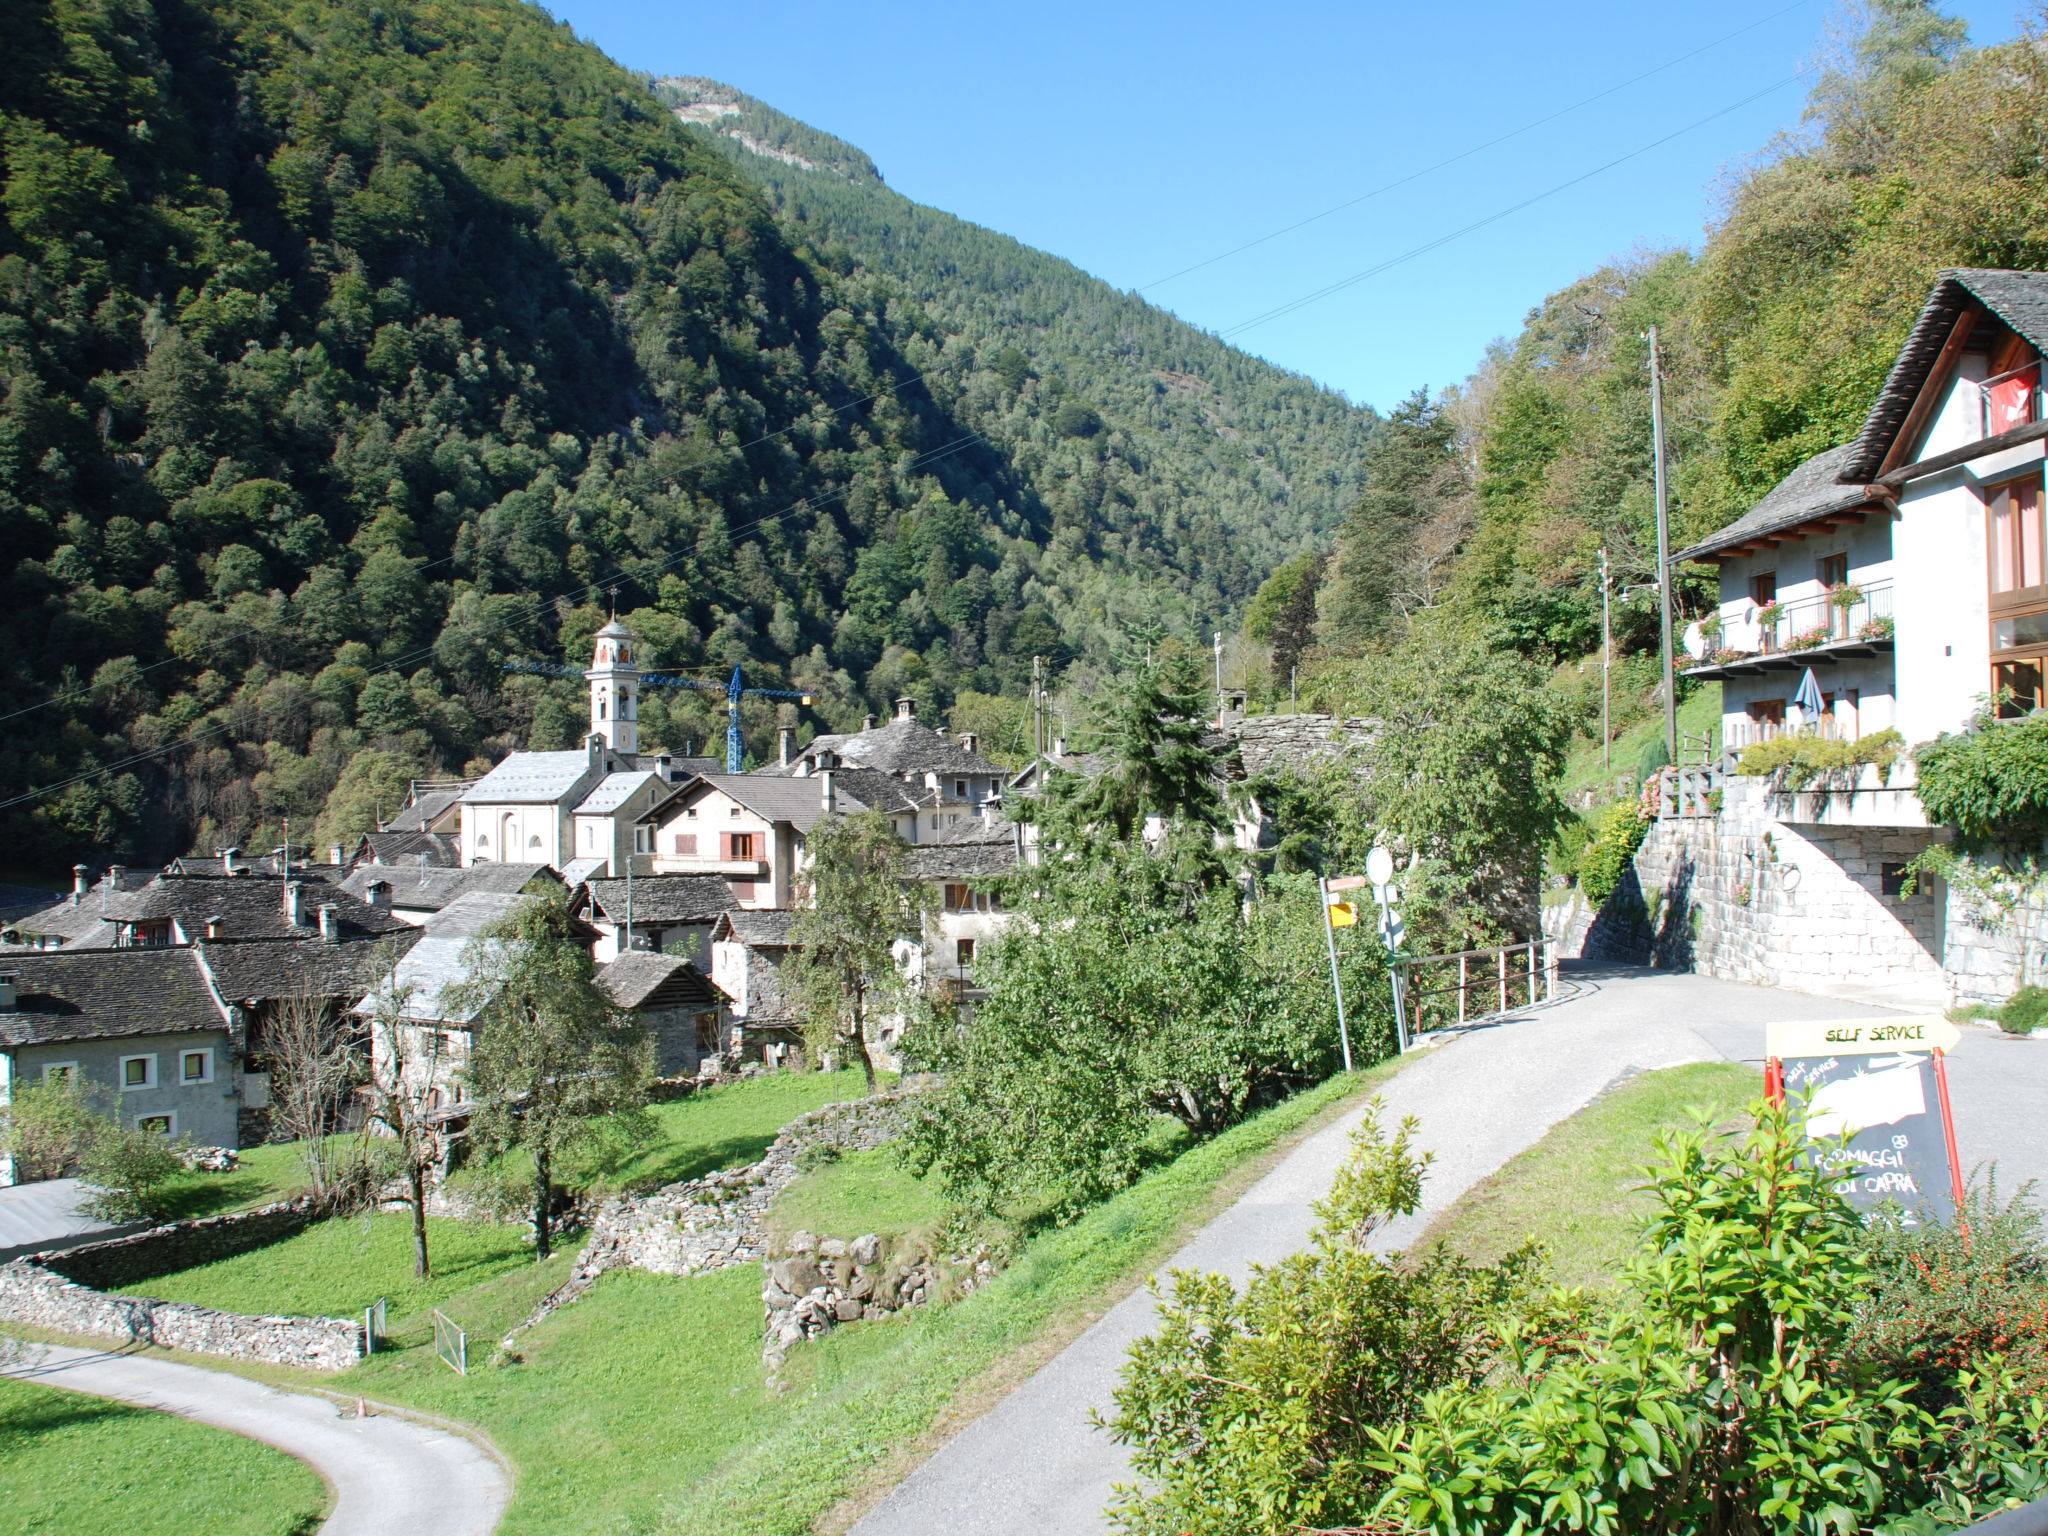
675,833,697,856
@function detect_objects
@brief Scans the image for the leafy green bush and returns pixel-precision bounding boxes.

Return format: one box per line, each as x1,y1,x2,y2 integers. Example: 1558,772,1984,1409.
1636,735,1672,784
80,1124,186,1223
1916,715,2048,845
1549,810,1595,883
1110,1096,2048,1536
0,1077,104,1183
1577,798,1649,905
1998,985,2048,1036
1737,727,1904,786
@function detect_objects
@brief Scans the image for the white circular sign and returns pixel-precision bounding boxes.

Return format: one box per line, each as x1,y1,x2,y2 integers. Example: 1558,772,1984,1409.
1365,845,1395,888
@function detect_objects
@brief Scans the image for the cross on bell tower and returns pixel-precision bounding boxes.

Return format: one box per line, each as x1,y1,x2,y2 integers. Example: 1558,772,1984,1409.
586,613,640,754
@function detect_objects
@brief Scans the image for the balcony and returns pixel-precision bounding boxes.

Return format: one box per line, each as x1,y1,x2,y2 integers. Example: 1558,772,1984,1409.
650,855,769,877
1683,582,1894,681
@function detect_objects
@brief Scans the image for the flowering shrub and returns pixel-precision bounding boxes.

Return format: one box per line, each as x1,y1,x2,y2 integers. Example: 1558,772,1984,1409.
1577,796,1650,904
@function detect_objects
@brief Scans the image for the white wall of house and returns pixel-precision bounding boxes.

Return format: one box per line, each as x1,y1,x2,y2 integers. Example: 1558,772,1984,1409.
463,798,573,868
647,785,786,907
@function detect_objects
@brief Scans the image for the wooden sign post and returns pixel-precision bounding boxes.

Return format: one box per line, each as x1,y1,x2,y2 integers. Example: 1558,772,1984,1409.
1765,1016,1966,1229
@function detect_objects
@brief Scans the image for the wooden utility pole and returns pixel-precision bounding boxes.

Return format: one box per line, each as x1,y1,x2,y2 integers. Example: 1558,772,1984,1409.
1648,325,1677,765
1031,655,1045,757
1598,546,1612,774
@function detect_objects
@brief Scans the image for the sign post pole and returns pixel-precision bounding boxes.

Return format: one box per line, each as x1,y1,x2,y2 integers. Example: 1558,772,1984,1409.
1318,877,1354,1073
1929,1048,1967,1208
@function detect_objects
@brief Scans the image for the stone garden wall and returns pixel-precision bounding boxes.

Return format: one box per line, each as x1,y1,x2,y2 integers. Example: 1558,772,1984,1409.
760,1228,997,1372
0,1196,362,1371
517,1088,921,1334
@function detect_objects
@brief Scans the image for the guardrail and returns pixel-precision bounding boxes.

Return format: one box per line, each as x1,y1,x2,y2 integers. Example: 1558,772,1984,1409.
1394,940,1556,1036
1707,581,1895,658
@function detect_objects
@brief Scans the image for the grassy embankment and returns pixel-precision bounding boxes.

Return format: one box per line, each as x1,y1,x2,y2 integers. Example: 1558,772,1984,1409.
1421,1059,1762,1287
0,1373,326,1536
90,1061,1404,1536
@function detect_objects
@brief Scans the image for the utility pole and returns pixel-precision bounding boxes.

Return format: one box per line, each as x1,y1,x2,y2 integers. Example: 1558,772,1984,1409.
1031,655,1045,758
1648,325,1677,766
1212,631,1224,713
1598,546,1613,774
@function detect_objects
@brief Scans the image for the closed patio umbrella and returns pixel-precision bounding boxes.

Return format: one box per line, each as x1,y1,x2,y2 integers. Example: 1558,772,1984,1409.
1793,667,1825,727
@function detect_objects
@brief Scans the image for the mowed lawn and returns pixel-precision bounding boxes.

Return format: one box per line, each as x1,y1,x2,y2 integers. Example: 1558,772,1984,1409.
1420,1060,1763,1287
0,1374,326,1536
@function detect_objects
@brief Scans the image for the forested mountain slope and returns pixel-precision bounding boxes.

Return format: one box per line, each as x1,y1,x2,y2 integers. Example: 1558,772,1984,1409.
0,0,1375,868
653,78,1381,647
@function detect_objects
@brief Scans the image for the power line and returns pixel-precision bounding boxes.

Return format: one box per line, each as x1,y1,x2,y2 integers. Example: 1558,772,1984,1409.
1217,68,1813,342
1136,0,1818,294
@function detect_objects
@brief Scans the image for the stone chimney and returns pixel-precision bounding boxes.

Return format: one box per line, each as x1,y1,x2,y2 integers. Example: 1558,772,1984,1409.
894,696,915,722
204,914,226,939
655,752,673,782
329,844,344,867
778,726,794,768
317,904,338,942
863,714,876,731
1053,735,1067,758
960,731,979,755
285,881,306,928
819,769,836,814
220,846,240,876
108,863,125,887
366,879,392,911
71,864,89,906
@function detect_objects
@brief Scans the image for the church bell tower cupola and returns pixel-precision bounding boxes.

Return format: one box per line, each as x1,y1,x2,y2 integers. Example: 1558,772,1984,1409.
586,618,640,754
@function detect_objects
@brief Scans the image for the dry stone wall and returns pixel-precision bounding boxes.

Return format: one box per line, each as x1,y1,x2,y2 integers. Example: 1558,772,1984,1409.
760,1229,998,1372
0,1196,363,1371
517,1087,920,1334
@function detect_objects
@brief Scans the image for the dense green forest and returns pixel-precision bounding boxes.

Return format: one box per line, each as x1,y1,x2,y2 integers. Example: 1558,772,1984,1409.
652,78,1382,660
1274,0,2035,696
0,0,1379,870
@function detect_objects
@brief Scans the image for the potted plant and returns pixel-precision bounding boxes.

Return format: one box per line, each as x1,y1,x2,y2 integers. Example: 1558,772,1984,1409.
1858,613,1895,641
1829,582,1864,610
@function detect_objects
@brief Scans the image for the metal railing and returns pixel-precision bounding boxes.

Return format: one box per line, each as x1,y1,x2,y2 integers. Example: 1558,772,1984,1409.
1705,581,1894,660
1724,716,1876,751
433,1308,467,1375
1394,940,1556,1035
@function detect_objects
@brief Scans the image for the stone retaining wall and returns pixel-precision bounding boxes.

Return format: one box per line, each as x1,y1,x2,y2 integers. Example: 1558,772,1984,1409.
47,1198,322,1290
0,1194,364,1372
514,1087,921,1336
761,1229,997,1372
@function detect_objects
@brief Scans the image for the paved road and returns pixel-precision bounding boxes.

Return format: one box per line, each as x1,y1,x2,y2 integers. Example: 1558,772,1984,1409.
852,964,2048,1536
0,1342,513,1536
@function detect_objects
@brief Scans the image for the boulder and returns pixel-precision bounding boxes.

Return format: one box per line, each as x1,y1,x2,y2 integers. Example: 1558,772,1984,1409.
849,1233,882,1266
834,1296,863,1322
786,1230,817,1255
817,1237,847,1260
768,1256,825,1296
846,1271,874,1302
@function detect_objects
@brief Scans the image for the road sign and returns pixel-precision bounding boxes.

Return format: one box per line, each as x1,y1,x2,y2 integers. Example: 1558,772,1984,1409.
1365,845,1395,888
1325,875,1371,892
1327,901,1359,928
1767,1017,1966,1229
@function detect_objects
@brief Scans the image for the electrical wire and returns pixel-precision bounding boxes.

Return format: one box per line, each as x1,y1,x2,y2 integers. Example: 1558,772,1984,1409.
1136,0,1818,294
1217,68,1813,342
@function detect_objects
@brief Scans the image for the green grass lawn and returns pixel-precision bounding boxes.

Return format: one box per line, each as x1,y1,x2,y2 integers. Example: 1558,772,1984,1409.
155,1138,331,1221
1560,681,1722,809
1420,1060,1762,1287
581,1068,878,1196
115,1212,536,1324
326,1061,1405,1536
0,1373,326,1535
766,1145,946,1246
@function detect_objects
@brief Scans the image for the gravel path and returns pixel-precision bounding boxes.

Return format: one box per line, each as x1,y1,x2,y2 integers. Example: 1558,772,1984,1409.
849,963,2020,1536
0,1341,512,1535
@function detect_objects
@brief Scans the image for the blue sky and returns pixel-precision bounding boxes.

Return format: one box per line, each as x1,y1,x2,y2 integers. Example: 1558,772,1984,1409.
547,0,2022,413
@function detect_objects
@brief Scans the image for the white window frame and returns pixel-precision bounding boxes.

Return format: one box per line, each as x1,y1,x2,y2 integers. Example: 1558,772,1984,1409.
41,1061,79,1084
134,1110,176,1136
179,1048,214,1086
118,1053,156,1091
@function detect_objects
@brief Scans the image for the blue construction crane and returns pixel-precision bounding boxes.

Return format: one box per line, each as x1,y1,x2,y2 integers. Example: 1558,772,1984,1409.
502,660,812,773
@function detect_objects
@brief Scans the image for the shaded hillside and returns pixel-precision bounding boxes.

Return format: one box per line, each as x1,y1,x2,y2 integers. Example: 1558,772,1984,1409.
653,78,1382,657
0,0,1378,867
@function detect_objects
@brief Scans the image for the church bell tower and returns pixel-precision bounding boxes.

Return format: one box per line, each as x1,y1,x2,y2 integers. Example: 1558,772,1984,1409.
586,618,640,754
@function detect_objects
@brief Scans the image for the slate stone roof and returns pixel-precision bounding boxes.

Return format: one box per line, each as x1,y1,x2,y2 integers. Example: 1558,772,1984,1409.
660,773,835,832
828,768,935,815
340,862,553,915
382,783,472,833
463,750,599,805
575,770,660,816
110,871,413,943
902,843,1019,881
583,876,738,924
1227,714,1378,780
796,717,1003,778
356,830,459,867
0,948,229,1047
1841,269,2048,482
352,891,528,1024
1672,444,1878,563
594,952,721,1011
199,933,421,1004
714,909,795,947
7,898,116,947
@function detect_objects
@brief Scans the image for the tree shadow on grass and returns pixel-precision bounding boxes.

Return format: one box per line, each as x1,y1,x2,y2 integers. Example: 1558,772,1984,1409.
606,1134,780,1196
155,1168,288,1222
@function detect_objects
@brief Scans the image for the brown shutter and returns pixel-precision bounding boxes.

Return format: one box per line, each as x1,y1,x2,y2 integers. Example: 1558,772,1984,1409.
675,833,697,855
720,832,733,860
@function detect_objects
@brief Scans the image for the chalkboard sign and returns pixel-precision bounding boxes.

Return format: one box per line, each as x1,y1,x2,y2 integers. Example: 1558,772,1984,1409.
1776,1050,1960,1229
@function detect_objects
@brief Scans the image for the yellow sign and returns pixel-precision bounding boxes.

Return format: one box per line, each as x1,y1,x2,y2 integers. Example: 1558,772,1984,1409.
1765,1015,1962,1059
1327,902,1359,928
